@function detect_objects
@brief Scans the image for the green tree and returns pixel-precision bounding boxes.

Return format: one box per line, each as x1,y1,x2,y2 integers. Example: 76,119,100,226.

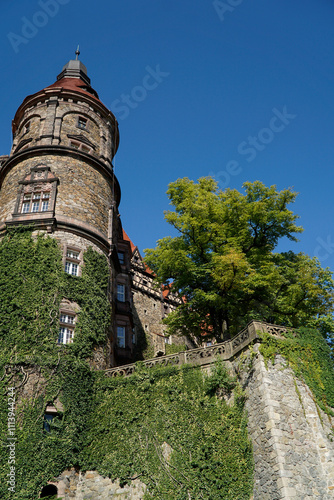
145,178,334,343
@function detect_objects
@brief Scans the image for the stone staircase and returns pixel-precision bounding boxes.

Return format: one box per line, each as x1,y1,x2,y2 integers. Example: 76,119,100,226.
105,320,289,377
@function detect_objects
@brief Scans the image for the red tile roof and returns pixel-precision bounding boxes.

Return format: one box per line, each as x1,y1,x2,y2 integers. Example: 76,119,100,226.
122,229,137,253
45,77,101,103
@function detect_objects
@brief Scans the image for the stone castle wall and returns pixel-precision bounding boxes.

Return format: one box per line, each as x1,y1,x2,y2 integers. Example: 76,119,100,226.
11,329,334,499
132,288,167,356
0,155,113,236
52,469,146,499
238,344,334,500
12,95,117,167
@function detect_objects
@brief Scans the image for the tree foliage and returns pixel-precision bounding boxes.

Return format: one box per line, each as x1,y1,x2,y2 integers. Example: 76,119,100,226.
145,178,334,343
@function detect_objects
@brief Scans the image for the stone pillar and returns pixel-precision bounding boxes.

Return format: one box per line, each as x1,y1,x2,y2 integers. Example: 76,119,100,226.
40,97,58,145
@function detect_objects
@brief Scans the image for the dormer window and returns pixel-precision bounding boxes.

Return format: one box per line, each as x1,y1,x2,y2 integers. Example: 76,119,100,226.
70,141,80,150
77,116,88,130
69,140,92,154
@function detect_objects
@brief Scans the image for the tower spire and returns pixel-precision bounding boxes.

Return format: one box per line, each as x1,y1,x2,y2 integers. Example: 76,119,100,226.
56,47,91,86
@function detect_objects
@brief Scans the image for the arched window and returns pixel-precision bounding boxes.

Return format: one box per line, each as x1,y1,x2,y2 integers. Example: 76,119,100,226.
40,483,58,497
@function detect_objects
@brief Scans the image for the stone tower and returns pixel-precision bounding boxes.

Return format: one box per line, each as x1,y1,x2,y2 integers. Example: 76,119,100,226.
0,52,137,367
0,53,190,368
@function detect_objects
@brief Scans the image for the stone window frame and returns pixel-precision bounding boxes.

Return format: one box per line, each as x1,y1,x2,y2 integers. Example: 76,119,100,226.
77,116,88,131
63,245,82,277
117,283,126,302
69,139,93,154
58,308,77,345
13,165,58,219
116,325,126,348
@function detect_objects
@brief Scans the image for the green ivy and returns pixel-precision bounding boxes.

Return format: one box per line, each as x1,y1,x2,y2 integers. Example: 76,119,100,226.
0,230,253,499
0,229,109,499
165,343,187,355
259,327,334,415
82,363,253,499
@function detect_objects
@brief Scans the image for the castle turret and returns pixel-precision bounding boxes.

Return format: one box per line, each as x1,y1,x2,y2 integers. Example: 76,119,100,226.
0,50,120,252
0,52,135,367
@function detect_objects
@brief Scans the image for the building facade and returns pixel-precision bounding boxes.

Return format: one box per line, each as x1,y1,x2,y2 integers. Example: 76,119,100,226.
0,54,189,367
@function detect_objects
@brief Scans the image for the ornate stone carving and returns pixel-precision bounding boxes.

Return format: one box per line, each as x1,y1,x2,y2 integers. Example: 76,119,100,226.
231,327,250,351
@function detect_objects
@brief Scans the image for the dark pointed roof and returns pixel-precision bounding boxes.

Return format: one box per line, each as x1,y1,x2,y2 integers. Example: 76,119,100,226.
47,51,100,99
56,58,91,86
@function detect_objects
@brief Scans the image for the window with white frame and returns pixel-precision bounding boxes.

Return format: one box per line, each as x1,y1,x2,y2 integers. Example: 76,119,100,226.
60,313,75,325
117,284,125,302
66,249,80,260
64,248,81,276
65,261,79,276
57,310,76,345
117,326,126,348
58,326,74,345
21,191,50,214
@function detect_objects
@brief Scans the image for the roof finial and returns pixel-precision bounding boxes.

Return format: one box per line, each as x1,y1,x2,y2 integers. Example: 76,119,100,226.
75,45,80,61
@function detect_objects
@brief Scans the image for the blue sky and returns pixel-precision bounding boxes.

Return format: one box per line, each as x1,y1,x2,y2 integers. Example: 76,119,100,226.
1,0,334,268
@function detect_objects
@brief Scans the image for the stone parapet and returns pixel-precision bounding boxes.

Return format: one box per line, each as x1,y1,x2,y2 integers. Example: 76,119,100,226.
104,320,288,377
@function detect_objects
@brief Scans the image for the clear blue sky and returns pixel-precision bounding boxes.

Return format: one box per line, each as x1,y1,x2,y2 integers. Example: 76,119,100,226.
1,0,334,269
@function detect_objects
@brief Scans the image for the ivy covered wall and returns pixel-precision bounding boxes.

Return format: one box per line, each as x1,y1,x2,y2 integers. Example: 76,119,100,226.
0,230,253,499
2,230,333,499
0,229,110,499
83,363,253,499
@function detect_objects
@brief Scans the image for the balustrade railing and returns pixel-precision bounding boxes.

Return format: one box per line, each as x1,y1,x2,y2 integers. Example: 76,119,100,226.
104,321,289,378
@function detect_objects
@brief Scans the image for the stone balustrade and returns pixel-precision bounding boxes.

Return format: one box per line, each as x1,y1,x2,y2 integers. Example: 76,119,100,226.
105,320,290,377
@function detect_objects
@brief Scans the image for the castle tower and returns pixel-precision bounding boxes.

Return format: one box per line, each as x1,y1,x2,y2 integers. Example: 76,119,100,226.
0,52,135,367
